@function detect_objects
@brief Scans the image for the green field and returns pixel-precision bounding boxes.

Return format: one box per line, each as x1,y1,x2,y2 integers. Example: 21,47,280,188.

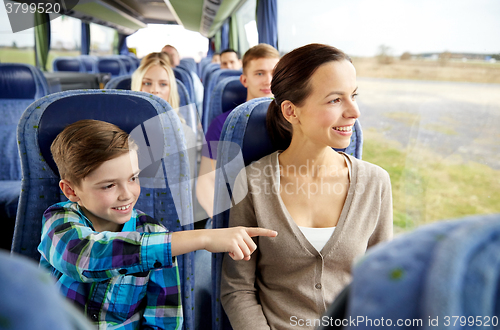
363,128,500,234
0,48,79,71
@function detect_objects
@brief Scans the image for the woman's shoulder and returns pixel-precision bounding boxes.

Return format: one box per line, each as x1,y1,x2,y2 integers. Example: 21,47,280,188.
345,154,391,184
245,150,279,173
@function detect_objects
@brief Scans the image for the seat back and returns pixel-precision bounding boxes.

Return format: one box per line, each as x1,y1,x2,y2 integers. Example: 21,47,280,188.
78,55,98,73
174,67,195,103
201,63,219,84
211,98,363,330
52,57,85,72
104,75,132,90
12,89,195,330
96,57,128,77
202,70,241,125
115,55,136,74
342,213,500,327
198,57,212,78
179,58,197,75
0,63,49,181
203,76,246,132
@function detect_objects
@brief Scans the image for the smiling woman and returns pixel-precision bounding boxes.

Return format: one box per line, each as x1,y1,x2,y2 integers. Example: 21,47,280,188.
220,43,393,330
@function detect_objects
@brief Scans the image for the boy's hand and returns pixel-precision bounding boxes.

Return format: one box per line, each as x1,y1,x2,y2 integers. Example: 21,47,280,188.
205,227,278,261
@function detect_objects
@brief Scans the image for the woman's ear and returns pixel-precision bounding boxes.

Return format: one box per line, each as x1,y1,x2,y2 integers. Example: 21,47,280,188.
281,100,299,124
59,180,80,202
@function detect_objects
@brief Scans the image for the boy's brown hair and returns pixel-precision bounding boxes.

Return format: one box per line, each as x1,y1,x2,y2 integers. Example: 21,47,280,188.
242,43,280,74
51,119,136,187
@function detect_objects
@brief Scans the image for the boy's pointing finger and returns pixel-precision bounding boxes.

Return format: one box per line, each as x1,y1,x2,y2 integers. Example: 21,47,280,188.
245,228,278,238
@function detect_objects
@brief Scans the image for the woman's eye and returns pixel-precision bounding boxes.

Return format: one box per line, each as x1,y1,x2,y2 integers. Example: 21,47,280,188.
351,93,358,100
142,82,151,86
329,98,341,104
161,83,168,87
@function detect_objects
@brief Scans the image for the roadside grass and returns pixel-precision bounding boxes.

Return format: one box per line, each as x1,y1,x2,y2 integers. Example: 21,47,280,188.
353,57,500,84
362,128,500,234
0,48,80,71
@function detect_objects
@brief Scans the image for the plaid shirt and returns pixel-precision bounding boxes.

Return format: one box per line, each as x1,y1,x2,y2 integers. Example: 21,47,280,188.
39,201,183,330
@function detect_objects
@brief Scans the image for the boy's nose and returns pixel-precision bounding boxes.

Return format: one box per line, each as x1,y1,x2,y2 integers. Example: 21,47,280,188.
118,185,133,200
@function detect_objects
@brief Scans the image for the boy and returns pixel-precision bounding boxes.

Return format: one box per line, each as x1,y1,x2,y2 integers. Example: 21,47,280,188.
196,44,280,218
38,119,276,330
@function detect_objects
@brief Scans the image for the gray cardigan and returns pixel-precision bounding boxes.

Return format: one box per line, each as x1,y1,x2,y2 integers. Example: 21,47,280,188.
221,151,393,330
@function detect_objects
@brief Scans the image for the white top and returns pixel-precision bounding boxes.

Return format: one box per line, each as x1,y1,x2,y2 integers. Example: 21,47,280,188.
297,226,336,253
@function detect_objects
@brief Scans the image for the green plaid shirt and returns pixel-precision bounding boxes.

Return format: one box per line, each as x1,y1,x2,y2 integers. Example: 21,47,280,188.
39,201,183,329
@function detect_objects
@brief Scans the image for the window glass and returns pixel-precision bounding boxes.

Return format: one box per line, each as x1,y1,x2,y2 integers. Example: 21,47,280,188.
89,23,115,56
0,1,35,65
234,0,257,55
48,15,81,70
277,0,500,233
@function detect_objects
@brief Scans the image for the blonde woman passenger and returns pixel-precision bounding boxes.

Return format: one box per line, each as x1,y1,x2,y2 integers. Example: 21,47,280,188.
131,52,183,121
221,44,393,330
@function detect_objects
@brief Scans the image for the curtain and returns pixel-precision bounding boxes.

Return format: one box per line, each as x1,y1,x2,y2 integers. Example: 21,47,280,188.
256,0,278,48
229,16,239,52
220,19,229,51
214,30,221,53
81,22,90,55
34,12,50,71
118,33,129,55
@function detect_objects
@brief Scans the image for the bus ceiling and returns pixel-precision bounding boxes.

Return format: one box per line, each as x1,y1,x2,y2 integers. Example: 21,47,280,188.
56,0,248,37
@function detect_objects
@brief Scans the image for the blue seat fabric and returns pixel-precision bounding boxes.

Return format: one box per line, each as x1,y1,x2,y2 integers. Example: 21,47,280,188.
13,89,195,330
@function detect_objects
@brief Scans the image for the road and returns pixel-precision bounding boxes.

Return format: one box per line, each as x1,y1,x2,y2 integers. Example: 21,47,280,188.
357,78,500,169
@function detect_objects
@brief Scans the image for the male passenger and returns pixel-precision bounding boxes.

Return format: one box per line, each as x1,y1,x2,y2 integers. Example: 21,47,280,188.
39,120,277,329
196,44,280,218
220,49,242,70
162,44,180,67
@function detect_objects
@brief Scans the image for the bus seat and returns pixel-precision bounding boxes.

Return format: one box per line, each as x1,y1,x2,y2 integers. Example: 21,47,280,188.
78,55,98,73
201,62,219,84
203,76,246,132
0,250,96,330
202,70,242,129
320,213,500,329
211,98,364,330
52,57,86,72
198,57,212,78
115,55,137,74
0,63,49,250
104,75,132,90
174,67,195,104
179,58,197,75
12,89,195,330
96,57,128,77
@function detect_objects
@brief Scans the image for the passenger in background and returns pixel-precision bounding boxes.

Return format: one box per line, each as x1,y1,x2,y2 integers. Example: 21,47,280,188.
161,44,181,67
39,120,278,329
220,48,242,70
131,52,182,120
196,44,280,218
221,44,393,330
211,53,221,64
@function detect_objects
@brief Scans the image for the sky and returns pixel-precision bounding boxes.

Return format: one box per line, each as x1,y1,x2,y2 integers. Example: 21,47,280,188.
0,0,499,58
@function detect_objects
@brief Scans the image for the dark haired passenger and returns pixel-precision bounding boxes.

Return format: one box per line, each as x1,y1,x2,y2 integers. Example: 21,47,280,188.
39,120,277,329
197,44,280,218
220,48,242,70
221,44,393,329
211,53,221,64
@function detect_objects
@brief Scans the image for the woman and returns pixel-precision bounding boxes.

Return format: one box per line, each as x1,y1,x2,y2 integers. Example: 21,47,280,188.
131,52,182,120
221,44,393,330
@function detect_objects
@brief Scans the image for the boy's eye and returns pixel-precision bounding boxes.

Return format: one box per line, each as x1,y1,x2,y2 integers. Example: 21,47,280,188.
131,176,139,183
351,93,358,100
103,184,115,190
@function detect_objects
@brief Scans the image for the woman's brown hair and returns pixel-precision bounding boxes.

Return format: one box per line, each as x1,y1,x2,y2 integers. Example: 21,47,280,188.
266,43,351,150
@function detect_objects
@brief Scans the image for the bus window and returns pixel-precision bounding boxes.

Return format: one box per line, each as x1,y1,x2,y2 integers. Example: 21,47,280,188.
0,1,35,65
89,23,115,56
234,0,257,55
48,15,81,70
276,0,500,233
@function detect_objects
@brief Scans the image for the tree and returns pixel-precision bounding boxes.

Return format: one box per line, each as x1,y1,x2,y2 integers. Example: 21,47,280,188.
377,44,394,64
400,52,411,60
